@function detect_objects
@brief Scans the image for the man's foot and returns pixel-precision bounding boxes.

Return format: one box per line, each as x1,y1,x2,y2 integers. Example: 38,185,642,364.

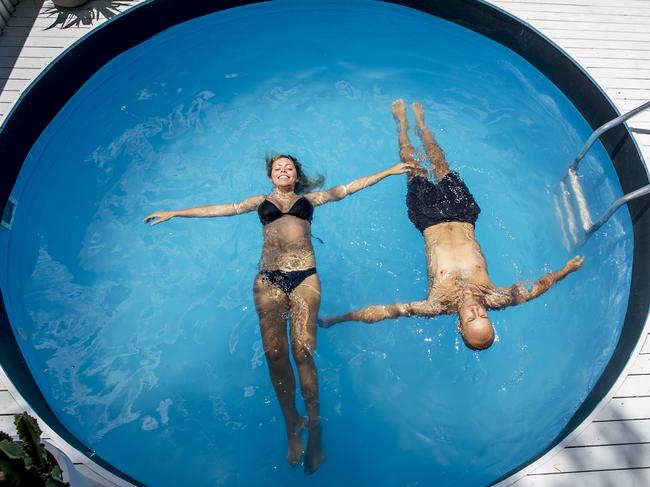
287,416,307,466
304,422,324,474
412,101,426,127
391,98,407,123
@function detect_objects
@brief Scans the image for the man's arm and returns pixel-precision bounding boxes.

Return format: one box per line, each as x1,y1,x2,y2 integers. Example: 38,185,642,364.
498,256,585,307
320,300,446,328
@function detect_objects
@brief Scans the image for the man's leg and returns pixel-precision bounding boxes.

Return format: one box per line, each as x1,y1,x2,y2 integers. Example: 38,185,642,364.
412,102,450,182
392,99,426,177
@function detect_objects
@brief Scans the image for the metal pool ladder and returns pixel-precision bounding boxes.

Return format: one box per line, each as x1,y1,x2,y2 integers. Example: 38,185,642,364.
555,100,650,250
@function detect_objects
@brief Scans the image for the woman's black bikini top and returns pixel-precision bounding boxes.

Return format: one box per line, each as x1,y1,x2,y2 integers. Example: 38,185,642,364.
258,196,314,225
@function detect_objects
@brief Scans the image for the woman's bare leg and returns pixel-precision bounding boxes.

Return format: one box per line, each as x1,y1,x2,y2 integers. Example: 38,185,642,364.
320,300,441,327
288,273,324,474
253,275,305,466
412,102,450,182
392,99,427,178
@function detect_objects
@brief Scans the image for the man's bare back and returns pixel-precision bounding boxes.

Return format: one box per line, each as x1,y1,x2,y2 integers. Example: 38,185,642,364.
320,100,584,350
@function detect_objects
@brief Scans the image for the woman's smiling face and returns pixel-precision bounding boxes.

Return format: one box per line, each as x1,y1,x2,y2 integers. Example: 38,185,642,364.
269,156,298,190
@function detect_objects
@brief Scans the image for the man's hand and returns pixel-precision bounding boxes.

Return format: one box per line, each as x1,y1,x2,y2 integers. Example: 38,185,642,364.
563,255,585,274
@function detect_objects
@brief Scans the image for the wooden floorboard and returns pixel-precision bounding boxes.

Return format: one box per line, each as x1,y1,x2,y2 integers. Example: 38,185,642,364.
515,468,650,487
533,443,650,473
569,419,650,447
489,1,650,485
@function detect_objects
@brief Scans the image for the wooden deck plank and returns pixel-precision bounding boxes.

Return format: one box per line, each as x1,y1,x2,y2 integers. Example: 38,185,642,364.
597,397,650,424
569,419,650,446
591,79,650,90
0,79,29,90
0,66,41,78
627,350,650,372
0,55,48,68
3,25,92,37
640,334,650,354
533,444,650,473
578,58,650,69
0,391,22,415
7,16,93,28
615,375,650,398
1,35,77,48
0,101,12,115
514,468,650,487
0,415,16,436
565,48,650,60
499,10,650,24
497,3,650,16
506,0,650,6
532,19,650,34
0,44,68,57
0,89,21,103
536,29,650,43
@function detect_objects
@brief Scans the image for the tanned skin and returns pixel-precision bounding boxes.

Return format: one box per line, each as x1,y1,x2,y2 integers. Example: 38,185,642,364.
320,100,584,349
144,156,414,472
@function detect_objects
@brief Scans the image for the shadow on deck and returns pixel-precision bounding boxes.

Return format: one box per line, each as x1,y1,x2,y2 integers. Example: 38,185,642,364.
0,0,132,119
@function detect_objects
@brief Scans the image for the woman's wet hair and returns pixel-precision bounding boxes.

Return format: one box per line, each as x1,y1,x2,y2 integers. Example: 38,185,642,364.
266,153,324,194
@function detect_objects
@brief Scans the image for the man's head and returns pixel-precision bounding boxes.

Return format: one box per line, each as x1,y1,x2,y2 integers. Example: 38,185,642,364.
458,298,494,350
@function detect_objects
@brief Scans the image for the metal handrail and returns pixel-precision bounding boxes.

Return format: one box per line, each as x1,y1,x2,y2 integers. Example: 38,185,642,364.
557,100,650,248
584,184,650,241
568,100,650,173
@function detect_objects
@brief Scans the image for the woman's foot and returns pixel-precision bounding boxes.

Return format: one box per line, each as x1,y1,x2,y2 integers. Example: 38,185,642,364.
304,421,324,474
287,416,307,466
391,98,407,123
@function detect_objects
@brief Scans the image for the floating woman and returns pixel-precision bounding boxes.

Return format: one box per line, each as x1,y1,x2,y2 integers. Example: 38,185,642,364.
144,154,413,472
320,100,584,350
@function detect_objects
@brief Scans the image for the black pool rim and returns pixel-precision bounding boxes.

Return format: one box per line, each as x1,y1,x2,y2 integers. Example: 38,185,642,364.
0,0,648,485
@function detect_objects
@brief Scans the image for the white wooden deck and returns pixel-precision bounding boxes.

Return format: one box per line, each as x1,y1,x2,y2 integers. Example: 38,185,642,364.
488,1,650,486
0,1,648,486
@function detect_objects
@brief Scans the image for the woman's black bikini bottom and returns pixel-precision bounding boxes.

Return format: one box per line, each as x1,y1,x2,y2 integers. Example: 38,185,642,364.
260,268,317,295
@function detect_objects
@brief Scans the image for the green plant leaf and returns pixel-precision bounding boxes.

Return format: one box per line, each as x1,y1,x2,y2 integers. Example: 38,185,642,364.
0,447,28,485
0,431,12,443
0,439,24,459
50,465,63,481
14,413,47,471
0,458,23,484
45,465,69,487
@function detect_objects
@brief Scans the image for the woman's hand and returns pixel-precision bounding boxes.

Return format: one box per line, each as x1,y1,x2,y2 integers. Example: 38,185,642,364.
144,211,175,225
387,161,418,175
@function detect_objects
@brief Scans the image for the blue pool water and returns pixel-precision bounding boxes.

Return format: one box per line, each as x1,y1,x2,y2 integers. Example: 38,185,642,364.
0,2,634,486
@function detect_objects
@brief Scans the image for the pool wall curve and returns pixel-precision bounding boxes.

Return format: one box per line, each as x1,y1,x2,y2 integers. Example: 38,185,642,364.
0,0,648,484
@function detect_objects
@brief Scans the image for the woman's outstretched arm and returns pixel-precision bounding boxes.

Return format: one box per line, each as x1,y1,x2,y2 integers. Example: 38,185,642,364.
490,256,585,309
319,300,445,328
144,194,266,225
306,162,415,206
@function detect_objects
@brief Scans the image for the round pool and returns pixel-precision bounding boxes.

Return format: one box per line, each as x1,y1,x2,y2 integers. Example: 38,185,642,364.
0,1,642,486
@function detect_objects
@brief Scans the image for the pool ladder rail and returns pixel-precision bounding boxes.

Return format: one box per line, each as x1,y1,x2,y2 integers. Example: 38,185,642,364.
555,100,650,250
